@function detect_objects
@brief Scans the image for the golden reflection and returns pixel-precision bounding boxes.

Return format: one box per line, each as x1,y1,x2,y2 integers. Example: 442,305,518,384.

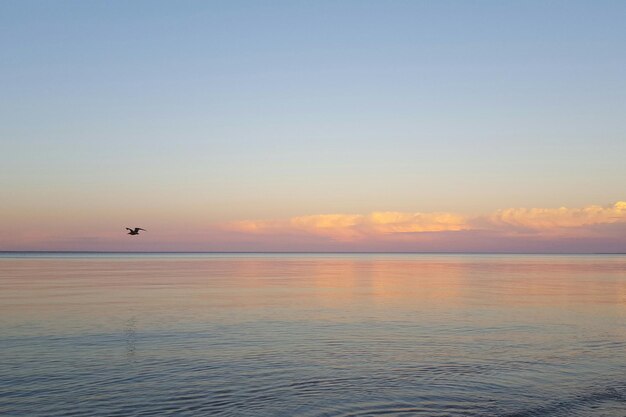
1,256,625,333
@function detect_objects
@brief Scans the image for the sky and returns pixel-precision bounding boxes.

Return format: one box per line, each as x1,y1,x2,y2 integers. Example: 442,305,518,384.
1,1,625,252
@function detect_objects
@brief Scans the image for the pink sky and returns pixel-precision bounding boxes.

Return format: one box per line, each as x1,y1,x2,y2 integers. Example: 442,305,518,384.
3,201,625,253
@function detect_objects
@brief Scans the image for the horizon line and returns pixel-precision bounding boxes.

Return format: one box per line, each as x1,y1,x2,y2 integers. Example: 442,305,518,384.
1,251,625,255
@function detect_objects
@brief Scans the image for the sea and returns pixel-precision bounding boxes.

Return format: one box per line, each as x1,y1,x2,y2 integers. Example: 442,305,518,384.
1,253,625,416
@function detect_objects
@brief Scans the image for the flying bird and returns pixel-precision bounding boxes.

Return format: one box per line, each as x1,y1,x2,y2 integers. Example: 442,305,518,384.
126,227,146,235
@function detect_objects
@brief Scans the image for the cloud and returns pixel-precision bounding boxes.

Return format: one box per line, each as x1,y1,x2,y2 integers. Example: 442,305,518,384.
487,201,626,232
225,202,626,242
367,212,468,233
225,211,469,241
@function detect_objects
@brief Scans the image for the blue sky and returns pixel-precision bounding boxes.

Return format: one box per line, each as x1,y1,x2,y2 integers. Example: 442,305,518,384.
1,1,625,250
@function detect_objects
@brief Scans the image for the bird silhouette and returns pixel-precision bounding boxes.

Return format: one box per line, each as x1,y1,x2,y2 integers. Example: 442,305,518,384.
126,227,146,235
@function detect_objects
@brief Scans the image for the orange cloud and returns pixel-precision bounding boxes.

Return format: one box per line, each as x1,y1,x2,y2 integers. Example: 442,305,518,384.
368,212,468,233
224,201,626,242
226,210,471,241
488,201,626,231
289,214,364,240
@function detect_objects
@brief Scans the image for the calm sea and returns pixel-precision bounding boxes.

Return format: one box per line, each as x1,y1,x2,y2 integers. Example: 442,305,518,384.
1,253,625,416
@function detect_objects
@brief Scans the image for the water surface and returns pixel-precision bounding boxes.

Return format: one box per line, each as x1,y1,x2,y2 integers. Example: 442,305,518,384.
1,253,625,416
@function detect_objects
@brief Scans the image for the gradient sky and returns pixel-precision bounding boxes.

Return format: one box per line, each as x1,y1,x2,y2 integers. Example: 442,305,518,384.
2,1,625,251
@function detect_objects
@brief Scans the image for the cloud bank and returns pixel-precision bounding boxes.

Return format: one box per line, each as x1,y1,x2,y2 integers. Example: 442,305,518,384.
225,202,626,247
488,201,626,231
3,202,625,252
228,211,469,241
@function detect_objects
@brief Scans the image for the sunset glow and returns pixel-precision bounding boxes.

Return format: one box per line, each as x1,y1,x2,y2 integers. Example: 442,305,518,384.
222,201,626,250
3,202,625,252
3,2,626,416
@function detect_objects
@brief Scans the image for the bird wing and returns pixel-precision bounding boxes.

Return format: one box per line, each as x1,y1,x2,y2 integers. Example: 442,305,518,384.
136,228,146,232
125,228,133,232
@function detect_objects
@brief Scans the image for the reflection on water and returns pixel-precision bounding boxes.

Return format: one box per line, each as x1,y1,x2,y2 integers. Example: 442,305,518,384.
124,317,137,359
0,253,625,416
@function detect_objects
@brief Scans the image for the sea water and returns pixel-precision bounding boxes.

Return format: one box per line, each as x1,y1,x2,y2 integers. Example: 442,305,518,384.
1,253,625,416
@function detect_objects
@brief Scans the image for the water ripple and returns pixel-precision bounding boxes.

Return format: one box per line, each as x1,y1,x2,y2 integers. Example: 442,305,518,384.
2,254,626,416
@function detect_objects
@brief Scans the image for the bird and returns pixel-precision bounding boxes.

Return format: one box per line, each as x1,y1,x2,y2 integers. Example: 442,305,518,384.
126,227,146,235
